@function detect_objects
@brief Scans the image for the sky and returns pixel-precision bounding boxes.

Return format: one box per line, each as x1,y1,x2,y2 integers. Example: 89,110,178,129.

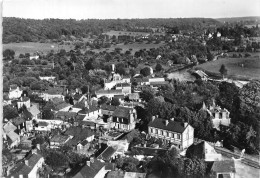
2,0,260,19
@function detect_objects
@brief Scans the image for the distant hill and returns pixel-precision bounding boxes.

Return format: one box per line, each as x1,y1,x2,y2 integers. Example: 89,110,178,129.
3,17,221,44
216,16,260,24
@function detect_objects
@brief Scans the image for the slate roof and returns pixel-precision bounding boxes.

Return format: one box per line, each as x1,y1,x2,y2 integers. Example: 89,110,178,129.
186,141,205,159
12,117,26,126
50,135,70,143
28,105,40,116
72,159,105,178
106,171,125,178
149,81,169,86
80,120,95,127
130,146,167,156
112,107,133,119
45,87,64,95
129,93,140,100
73,93,84,101
3,121,17,133
97,146,117,161
101,104,117,111
96,89,123,95
10,84,18,90
78,105,99,115
81,140,89,146
55,111,77,119
9,153,43,177
116,83,131,88
73,99,86,109
211,160,236,173
7,131,20,142
17,96,30,102
148,118,187,133
65,126,94,139
55,102,72,111
113,95,125,99
38,121,49,127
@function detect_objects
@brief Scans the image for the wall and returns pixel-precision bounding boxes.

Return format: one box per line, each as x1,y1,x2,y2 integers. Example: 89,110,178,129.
28,157,44,178
181,125,194,149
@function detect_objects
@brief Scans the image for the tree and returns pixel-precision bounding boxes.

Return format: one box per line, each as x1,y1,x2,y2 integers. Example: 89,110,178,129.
219,64,227,79
140,87,155,102
3,105,19,120
3,49,15,60
45,151,69,169
98,96,109,105
155,63,163,72
111,97,121,106
140,67,151,77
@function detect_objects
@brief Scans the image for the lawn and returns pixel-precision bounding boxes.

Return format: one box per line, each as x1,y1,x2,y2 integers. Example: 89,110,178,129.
3,42,74,56
91,41,165,54
195,57,260,80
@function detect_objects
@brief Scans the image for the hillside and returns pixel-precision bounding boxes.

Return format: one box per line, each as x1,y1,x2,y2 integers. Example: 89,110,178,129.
3,17,221,44
216,16,260,24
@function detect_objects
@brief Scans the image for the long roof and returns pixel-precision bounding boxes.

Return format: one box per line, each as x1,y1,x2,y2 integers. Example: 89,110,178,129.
73,159,105,178
148,118,187,133
97,146,117,161
112,106,133,119
211,160,235,173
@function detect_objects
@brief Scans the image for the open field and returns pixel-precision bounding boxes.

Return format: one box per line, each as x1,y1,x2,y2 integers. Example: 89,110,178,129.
3,42,74,56
91,41,165,54
195,57,260,80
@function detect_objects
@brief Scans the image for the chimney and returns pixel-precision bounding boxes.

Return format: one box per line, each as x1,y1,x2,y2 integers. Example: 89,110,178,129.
32,148,37,154
170,118,174,121
25,160,29,166
165,120,169,126
184,122,188,127
152,116,156,121
90,157,94,163
86,161,90,167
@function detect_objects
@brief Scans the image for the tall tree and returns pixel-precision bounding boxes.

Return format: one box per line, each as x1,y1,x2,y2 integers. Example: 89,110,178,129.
219,64,227,79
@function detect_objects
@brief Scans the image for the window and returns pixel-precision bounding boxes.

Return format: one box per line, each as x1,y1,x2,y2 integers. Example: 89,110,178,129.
150,128,153,133
161,130,163,135
167,132,169,137
177,134,181,139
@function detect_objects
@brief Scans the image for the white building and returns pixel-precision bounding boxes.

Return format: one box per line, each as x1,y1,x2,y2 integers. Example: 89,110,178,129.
148,116,194,150
17,96,31,109
8,85,23,100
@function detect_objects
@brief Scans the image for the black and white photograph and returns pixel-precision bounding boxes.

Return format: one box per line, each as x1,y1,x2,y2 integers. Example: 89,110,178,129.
0,0,260,177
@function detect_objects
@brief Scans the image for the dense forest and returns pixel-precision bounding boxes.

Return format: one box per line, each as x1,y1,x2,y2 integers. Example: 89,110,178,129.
3,17,221,43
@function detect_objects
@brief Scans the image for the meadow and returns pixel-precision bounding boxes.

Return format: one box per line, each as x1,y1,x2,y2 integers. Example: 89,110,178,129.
91,41,165,54
195,56,260,80
3,42,74,56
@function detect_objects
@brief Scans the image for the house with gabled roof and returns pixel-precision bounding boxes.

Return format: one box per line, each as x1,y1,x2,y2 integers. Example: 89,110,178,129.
202,101,231,130
108,106,137,131
65,126,95,143
8,84,23,100
211,160,236,178
96,89,123,99
50,134,72,148
72,158,109,178
186,140,222,161
17,96,31,109
148,116,194,150
8,150,44,178
41,87,65,101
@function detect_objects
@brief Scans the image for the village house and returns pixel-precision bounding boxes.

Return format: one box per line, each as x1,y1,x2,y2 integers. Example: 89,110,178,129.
41,87,65,101
96,89,123,99
8,85,23,100
76,140,91,155
34,121,52,132
202,101,231,130
211,160,236,178
3,121,20,149
72,158,109,178
50,134,72,148
8,149,44,178
65,126,95,143
17,96,31,109
185,140,222,161
116,83,131,95
39,76,56,82
28,104,41,120
107,106,137,131
148,116,194,150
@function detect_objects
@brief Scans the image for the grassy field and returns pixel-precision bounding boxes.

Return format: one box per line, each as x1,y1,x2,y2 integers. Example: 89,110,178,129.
3,42,74,56
196,57,260,80
91,41,165,54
